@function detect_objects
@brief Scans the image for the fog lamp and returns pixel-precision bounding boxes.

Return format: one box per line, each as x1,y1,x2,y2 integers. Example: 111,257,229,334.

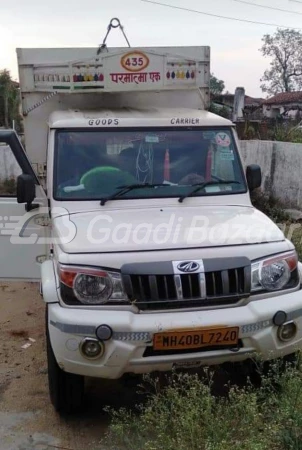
80,338,104,359
277,322,297,342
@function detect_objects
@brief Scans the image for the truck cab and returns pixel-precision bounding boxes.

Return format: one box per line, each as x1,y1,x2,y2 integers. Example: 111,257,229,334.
1,45,301,414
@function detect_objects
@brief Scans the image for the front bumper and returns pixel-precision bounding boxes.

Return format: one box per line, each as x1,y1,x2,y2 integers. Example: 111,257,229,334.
48,289,302,378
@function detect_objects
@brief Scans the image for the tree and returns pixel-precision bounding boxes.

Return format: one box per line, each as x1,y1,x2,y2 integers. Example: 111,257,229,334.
260,28,302,96
210,73,225,96
0,69,22,130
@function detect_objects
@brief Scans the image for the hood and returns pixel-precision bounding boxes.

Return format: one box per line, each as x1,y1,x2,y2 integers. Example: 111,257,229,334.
53,205,285,254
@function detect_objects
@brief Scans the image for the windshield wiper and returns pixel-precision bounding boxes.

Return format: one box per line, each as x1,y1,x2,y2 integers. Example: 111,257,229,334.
178,180,241,203
100,183,170,206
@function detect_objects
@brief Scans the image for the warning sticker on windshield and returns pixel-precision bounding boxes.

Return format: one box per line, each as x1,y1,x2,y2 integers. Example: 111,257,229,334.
205,186,221,193
145,135,159,143
220,148,235,160
215,132,231,147
202,131,216,140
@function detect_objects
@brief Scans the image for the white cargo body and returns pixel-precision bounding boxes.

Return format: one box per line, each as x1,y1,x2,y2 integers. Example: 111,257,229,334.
0,41,301,415
17,46,210,171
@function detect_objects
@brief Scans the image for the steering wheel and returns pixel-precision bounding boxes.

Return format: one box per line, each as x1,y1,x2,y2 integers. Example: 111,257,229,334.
80,166,137,194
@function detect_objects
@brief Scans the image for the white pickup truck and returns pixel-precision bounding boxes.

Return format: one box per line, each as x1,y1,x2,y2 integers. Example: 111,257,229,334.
0,42,301,414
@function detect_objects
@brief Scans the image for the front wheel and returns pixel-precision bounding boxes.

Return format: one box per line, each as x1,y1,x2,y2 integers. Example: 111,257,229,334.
46,307,85,414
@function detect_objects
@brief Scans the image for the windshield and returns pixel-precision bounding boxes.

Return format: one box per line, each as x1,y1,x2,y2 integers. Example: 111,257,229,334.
54,128,246,200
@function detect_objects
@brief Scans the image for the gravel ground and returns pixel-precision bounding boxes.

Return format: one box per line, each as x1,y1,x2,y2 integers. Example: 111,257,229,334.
0,282,141,450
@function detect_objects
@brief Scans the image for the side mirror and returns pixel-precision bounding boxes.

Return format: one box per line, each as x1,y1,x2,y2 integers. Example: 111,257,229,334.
17,174,37,211
246,164,261,191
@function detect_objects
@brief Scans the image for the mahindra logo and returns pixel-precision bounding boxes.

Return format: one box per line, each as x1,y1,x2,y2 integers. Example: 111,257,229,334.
177,261,200,273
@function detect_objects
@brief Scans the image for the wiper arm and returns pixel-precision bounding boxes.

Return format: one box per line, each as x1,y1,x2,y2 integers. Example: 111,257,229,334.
178,180,241,203
100,183,170,206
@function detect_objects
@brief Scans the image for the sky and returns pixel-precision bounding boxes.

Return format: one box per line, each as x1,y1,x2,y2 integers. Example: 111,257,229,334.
1,0,302,97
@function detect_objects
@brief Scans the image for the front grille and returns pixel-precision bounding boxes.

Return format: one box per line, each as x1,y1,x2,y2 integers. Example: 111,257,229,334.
121,261,251,311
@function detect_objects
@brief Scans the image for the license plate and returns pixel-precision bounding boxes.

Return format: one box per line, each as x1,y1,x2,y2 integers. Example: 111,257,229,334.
153,327,239,351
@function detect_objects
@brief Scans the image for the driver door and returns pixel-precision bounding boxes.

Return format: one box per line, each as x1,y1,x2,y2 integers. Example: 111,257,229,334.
0,130,49,280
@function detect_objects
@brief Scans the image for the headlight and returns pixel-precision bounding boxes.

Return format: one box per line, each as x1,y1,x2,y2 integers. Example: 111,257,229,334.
251,251,299,293
58,265,128,305
73,272,112,304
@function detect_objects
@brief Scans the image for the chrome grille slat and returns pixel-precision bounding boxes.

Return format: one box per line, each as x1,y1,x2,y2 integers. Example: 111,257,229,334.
138,276,146,301
212,272,216,296
188,274,193,298
163,276,169,300
198,273,206,299
174,275,183,300
234,269,239,293
221,270,229,296
244,266,251,293
149,275,159,300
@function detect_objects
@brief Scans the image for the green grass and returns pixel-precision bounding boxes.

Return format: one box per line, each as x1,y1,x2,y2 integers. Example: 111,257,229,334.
104,361,302,450
290,226,302,260
0,177,17,195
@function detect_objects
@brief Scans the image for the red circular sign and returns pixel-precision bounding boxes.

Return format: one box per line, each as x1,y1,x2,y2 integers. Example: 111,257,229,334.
121,51,150,72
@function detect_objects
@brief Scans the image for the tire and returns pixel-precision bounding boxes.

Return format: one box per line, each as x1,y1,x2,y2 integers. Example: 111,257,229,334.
45,306,85,414
260,352,299,377
282,352,299,369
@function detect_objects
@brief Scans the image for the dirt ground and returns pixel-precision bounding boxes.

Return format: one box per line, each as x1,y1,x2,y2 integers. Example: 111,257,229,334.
0,282,142,450
0,282,255,450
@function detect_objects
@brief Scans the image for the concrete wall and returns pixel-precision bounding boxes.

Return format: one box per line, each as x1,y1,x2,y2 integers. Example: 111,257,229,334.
240,140,302,209
263,104,301,119
0,145,21,181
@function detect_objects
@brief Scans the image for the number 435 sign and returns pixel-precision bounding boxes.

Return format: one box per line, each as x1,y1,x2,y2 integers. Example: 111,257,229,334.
121,51,150,72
